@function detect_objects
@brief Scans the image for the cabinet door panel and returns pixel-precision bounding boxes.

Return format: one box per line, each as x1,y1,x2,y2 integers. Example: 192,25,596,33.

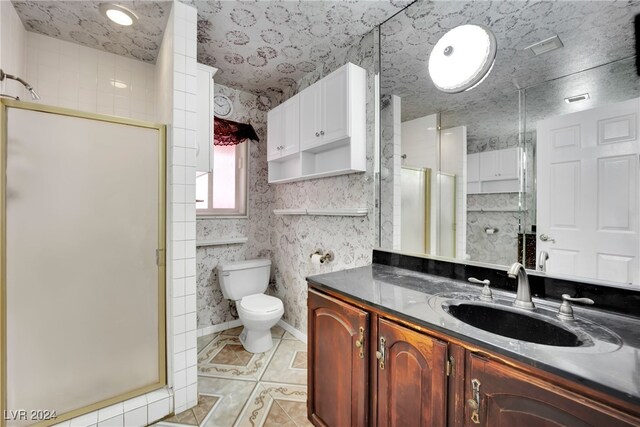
267,105,283,161
281,95,300,158
308,289,369,427
377,318,448,427
321,66,350,144
300,83,322,150
498,147,520,180
479,151,499,181
466,354,640,427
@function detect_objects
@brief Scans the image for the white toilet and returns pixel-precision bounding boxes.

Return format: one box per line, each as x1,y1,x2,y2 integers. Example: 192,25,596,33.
218,259,284,353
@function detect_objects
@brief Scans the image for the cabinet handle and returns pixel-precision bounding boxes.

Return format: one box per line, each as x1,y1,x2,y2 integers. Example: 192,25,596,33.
468,378,481,424
320,130,325,135
315,132,320,137
354,326,365,359
375,336,386,369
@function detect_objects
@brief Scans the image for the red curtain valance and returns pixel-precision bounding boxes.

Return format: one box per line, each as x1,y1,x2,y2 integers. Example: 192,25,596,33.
214,117,259,146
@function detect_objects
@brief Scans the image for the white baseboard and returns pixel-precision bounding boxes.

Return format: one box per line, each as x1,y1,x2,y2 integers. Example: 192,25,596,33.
277,319,307,344
197,319,242,337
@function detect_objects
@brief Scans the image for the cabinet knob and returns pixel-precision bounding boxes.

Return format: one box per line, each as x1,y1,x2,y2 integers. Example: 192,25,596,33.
315,132,320,137
320,130,325,135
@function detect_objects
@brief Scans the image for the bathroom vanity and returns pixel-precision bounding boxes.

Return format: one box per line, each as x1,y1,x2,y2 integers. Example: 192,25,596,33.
306,253,640,426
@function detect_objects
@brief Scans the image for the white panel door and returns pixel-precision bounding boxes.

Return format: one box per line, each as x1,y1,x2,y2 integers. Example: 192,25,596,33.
299,82,322,150
280,95,300,158
267,104,283,161
537,97,639,285
321,65,350,144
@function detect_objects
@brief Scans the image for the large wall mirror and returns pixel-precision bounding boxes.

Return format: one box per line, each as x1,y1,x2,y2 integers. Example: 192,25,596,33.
378,0,640,287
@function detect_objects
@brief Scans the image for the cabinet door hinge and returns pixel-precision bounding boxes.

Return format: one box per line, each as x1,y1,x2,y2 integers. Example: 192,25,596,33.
446,356,455,377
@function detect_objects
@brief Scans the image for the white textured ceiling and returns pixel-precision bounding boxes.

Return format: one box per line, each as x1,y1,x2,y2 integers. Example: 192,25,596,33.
381,0,640,121
11,0,172,62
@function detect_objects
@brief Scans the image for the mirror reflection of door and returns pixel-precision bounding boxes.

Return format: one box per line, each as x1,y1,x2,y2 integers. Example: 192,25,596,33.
399,113,466,258
536,98,639,285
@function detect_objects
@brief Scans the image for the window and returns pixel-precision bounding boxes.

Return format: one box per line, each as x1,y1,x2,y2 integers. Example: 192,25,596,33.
196,142,247,216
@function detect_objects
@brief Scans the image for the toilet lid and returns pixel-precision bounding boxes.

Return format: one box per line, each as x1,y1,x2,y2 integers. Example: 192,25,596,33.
240,294,283,313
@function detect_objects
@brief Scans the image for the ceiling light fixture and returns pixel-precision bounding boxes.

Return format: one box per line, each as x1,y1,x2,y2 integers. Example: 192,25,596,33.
428,24,497,94
100,4,138,26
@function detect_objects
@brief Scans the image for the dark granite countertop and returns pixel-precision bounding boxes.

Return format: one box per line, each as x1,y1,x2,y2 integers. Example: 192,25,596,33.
307,263,640,408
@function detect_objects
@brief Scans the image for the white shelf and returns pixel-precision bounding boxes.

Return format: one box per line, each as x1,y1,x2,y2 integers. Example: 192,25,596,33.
467,208,521,212
196,237,248,247
273,208,368,217
268,168,364,184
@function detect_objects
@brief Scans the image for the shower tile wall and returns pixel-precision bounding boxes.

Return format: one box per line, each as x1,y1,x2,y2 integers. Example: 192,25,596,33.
2,0,202,421
196,83,273,330
24,32,156,122
0,0,27,100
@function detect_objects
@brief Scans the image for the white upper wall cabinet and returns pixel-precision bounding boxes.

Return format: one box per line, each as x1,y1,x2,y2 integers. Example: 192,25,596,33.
468,147,522,194
268,62,367,184
267,95,300,161
196,63,217,173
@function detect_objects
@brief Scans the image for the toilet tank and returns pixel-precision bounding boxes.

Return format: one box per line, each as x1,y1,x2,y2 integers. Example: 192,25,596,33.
217,259,271,301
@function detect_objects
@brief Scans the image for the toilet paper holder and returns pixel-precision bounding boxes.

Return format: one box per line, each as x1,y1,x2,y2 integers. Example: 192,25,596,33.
310,250,335,264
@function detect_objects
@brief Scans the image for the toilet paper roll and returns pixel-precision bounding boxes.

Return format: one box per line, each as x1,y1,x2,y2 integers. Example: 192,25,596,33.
311,253,323,265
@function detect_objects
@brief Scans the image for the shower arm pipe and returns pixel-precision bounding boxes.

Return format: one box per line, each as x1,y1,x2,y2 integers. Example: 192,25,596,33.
0,69,40,100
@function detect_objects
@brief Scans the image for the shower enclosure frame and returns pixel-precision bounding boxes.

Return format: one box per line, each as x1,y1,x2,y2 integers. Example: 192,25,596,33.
0,99,167,427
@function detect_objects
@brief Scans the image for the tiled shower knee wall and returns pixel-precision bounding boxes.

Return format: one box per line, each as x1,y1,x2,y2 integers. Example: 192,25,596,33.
168,1,199,414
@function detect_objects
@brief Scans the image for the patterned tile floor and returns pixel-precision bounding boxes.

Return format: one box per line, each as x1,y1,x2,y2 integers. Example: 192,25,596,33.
158,325,312,427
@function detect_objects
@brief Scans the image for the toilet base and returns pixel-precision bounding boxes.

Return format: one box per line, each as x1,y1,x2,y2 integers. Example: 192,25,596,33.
239,327,275,353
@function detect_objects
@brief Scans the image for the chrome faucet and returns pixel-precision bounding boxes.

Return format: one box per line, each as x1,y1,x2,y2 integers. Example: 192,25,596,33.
507,262,535,309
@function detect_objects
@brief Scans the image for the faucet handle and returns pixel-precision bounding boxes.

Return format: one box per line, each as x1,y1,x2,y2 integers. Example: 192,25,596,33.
557,294,594,321
468,278,493,302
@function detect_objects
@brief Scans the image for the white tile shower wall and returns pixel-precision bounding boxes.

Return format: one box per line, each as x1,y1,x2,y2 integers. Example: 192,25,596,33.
24,32,156,122
0,0,27,100
169,0,199,414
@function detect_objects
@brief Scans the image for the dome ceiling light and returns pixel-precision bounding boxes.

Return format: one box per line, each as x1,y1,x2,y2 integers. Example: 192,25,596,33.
428,24,497,94
100,4,138,26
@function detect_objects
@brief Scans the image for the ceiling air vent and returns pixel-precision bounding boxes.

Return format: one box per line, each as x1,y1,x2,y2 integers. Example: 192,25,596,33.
564,93,590,103
524,35,564,56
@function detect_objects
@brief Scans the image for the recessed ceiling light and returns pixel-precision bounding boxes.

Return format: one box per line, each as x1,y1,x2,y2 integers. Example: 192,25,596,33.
110,79,128,89
100,4,138,26
428,24,497,94
524,35,564,56
564,93,590,103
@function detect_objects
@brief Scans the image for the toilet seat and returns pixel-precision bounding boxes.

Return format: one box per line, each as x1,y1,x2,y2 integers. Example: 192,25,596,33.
240,293,283,313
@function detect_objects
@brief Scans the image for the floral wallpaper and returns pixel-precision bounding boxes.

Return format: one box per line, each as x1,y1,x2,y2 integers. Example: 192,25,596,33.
196,30,379,333
196,83,274,328
11,0,171,63
187,0,405,96
380,0,640,122
270,30,379,332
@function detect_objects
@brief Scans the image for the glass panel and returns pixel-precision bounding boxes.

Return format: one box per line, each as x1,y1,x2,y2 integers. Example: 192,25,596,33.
5,107,163,423
212,144,236,209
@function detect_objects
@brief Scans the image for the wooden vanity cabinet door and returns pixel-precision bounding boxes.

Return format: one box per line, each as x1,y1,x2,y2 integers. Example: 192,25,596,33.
466,353,640,427
376,318,448,427
308,289,369,427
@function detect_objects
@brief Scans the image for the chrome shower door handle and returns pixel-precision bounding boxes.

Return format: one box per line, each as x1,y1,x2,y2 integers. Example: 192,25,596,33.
539,234,555,243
